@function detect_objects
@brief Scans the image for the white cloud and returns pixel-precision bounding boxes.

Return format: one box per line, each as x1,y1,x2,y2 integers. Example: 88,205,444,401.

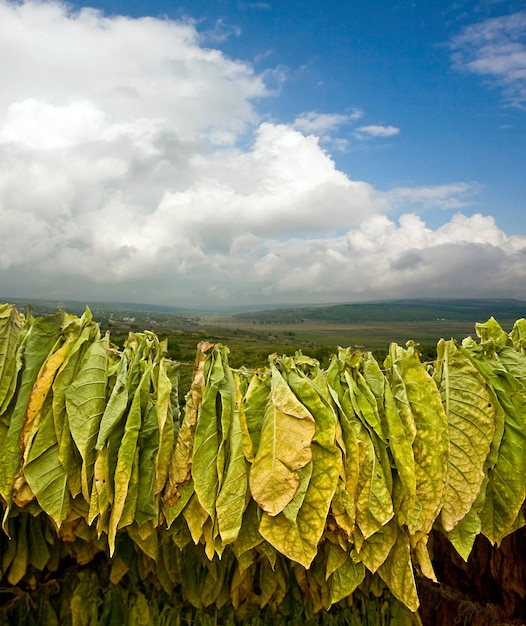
247,213,526,304
383,182,481,211
292,110,363,152
293,110,362,135
354,125,400,138
0,1,524,307
0,98,106,149
450,10,526,107
0,0,266,138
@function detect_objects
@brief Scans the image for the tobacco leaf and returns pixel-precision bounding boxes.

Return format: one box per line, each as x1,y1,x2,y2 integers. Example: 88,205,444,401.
461,325,526,544
258,362,341,568
0,310,66,528
249,362,315,517
66,334,109,501
433,339,496,532
0,304,26,415
23,404,71,527
216,367,249,546
385,343,449,540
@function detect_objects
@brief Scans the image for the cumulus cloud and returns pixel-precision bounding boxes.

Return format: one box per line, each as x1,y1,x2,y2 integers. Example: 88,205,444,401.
249,213,526,304
0,0,524,307
450,10,526,107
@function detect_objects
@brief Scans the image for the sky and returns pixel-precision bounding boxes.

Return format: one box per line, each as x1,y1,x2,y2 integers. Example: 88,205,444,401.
1,0,526,309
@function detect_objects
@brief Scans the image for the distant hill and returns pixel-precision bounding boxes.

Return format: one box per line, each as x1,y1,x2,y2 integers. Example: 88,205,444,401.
232,298,526,324
0,297,195,317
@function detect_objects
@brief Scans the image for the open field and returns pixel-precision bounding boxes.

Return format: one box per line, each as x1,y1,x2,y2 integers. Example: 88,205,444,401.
4,296,522,368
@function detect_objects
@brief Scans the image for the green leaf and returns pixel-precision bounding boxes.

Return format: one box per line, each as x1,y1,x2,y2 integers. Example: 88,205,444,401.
329,552,365,606
183,492,209,545
193,346,231,526
27,515,51,570
7,513,28,585
328,349,393,539
70,570,101,626
53,315,99,499
163,480,194,528
444,486,484,561
153,359,177,495
23,405,71,527
66,335,109,501
326,356,361,533
0,304,26,415
249,363,315,516
135,397,160,525
216,368,249,545
0,310,65,526
239,371,269,461
232,498,263,559
96,352,129,451
108,364,151,554
510,318,526,355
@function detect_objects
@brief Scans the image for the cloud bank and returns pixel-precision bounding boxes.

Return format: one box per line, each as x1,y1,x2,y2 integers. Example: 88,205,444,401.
0,0,525,307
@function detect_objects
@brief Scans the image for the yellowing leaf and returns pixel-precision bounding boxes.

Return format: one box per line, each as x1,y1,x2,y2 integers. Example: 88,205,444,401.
258,365,341,568
164,342,211,504
385,344,449,539
434,339,496,532
377,526,419,612
0,311,65,527
249,364,315,516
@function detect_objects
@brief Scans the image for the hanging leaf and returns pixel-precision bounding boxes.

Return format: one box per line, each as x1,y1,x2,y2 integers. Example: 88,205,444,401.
363,352,417,524
23,404,71,527
385,343,449,539
0,304,26,415
66,334,109,502
193,346,230,524
249,362,315,517
164,342,212,504
461,332,526,544
259,362,341,568
377,525,419,612
216,368,249,546
433,339,496,532
108,362,151,554
0,310,66,527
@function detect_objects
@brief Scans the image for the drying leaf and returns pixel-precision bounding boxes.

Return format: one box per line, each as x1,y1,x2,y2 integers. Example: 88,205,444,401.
434,339,496,531
66,334,109,501
249,363,315,516
0,304,26,415
385,344,449,539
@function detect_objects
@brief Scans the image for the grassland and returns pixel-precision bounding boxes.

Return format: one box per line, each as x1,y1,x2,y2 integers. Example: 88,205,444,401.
5,295,524,368
4,295,523,405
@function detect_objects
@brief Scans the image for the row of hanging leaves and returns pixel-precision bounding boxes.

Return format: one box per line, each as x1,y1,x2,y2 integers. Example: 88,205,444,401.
1,303,526,623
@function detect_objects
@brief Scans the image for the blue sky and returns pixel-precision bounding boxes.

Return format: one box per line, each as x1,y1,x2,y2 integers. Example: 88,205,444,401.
0,0,525,307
